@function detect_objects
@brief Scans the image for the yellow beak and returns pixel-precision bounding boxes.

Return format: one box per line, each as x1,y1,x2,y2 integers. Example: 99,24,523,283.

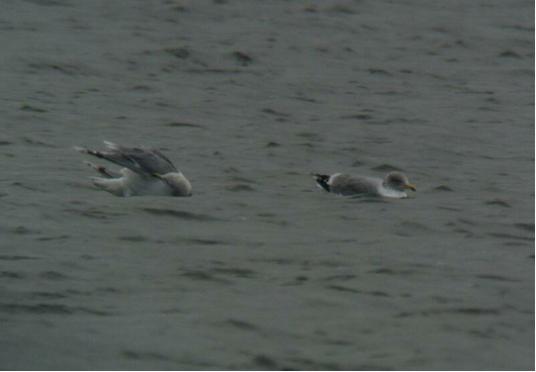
405,183,417,191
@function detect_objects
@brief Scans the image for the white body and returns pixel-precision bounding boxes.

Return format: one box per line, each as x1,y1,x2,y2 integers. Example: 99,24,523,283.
328,173,408,198
76,141,192,197
92,168,191,197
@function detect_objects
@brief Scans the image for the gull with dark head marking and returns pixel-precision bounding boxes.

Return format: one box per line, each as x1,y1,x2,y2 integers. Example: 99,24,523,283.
313,171,416,198
74,141,192,197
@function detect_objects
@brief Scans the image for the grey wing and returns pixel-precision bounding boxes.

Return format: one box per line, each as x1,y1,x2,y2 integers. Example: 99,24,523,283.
93,142,177,176
122,147,178,175
332,175,378,195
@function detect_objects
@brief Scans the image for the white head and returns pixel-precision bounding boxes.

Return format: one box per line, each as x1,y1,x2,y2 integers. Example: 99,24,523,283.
383,171,416,192
160,172,192,197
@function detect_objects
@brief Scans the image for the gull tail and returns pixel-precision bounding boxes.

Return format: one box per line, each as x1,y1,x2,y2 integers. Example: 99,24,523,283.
84,161,118,178
90,177,126,197
73,145,105,159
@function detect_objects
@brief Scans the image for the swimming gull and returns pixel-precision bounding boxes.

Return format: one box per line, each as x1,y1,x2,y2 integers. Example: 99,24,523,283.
313,171,416,198
74,141,192,197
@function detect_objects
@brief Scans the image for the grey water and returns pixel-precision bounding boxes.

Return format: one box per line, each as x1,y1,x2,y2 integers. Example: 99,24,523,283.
0,0,533,370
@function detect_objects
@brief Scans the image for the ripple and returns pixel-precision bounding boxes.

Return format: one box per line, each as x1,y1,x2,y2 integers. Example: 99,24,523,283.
488,232,532,241
23,1,71,8
0,303,113,316
475,274,521,282
96,287,121,294
322,274,357,281
8,226,39,235
396,307,501,318
434,185,453,192
248,257,296,266
64,207,126,220
0,255,37,261
370,164,403,172
180,270,230,283
261,107,290,117
31,291,68,299
288,356,340,370
211,267,256,278
456,218,478,226
232,51,253,66
398,221,434,233
514,222,534,232
485,199,511,208
122,350,175,362
20,104,47,113
141,208,219,221
368,68,391,76
223,166,240,174
368,267,416,276
265,141,281,148
164,121,204,128
326,285,389,297
430,296,462,304
499,50,522,58
325,3,357,15
225,318,259,331
118,235,149,242
11,182,47,193
39,271,69,281
296,131,322,142
182,238,227,246
227,175,256,184
26,61,96,76
340,113,373,120
0,303,72,314
0,271,25,279
252,354,278,369
36,234,70,241
438,205,462,211
225,184,256,192
163,47,191,59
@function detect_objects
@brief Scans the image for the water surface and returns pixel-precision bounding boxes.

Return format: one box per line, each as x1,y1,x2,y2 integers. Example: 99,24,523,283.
0,0,533,370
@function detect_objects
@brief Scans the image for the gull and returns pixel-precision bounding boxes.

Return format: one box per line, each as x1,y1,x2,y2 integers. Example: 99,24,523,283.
313,171,416,198
74,141,192,197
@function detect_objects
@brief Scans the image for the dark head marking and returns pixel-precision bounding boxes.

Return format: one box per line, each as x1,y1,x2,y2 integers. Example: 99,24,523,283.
314,174,331,192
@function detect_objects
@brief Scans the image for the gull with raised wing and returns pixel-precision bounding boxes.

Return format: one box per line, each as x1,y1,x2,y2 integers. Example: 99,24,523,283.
74,141,192,197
